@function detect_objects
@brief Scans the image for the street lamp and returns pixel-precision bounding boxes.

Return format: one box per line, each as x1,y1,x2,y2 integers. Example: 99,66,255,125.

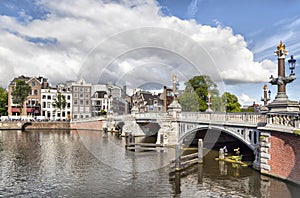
288,55,296,74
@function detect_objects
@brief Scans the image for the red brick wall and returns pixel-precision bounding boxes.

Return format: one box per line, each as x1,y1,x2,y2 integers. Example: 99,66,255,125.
269,132,300,184
70,120,103,131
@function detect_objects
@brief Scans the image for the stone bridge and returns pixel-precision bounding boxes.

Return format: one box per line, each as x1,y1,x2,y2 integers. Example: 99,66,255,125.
115,111,267,150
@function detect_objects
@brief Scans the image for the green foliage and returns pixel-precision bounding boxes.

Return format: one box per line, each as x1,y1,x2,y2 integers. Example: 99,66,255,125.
241,106,255,112
293,130,300,135
211,96,225,112
222,92,241,112
52,92,67,119
186,75,219,111
178,84,199,111
0,87,8,116
99,109,107,116
11,80,31,113
179,75,241,112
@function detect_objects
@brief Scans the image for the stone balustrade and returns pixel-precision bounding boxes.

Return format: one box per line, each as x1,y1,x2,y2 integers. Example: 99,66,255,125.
267,113,300,128
178,112,266,126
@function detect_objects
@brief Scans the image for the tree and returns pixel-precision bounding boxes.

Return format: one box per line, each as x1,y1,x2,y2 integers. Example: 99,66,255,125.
222,92,241,112
99,109,107,116
11,80,31,115
0,87,8,116
178,83,199,111
186,75,219,111
52,92,67,120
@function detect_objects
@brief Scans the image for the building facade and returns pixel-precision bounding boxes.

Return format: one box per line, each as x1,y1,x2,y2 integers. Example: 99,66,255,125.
69,78,92,119
7,75,48,117
41,86,72,121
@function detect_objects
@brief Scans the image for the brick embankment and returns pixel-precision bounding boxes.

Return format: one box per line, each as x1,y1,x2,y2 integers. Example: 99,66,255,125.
0,121,70,130
268,132,300,185
70,120,103,131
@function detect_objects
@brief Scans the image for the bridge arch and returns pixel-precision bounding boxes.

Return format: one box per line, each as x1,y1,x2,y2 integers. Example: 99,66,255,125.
178,125,256,151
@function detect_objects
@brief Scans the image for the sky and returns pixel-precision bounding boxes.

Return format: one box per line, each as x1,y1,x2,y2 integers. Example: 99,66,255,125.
0,0,300,106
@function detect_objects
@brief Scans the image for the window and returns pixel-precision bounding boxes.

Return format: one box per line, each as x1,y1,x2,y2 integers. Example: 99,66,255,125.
74,99,78,105
32,82,36,86
85,88,90,92
47,102,51,108
85,93,89,98
80,88,83,92
86,100,89,105
34,90,38,96
67,95,71,100
74,87,78,92
47,95,51,100
80,100,83,105
42,95,46,99
80,93,83,98
74,93,78,98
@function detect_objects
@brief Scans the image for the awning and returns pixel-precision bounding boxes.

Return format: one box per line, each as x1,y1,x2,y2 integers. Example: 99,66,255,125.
26,108,33,113
11,108,20,113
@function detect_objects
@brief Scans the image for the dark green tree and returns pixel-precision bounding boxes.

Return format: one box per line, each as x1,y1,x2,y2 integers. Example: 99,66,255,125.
186,75,219,111
0,87,8,116
222,92,241,112
52,92,67,120
99,109,107,116
11,80,31,115
178,83,199,111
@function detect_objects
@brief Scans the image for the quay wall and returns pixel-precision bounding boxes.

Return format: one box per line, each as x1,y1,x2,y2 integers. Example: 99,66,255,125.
70,120,103,131
268,132,300,185
0,121,70,130
260,129,300,186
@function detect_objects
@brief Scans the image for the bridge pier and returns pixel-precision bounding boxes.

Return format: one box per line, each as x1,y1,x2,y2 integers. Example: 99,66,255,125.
121,114,145,136
258,113,300,185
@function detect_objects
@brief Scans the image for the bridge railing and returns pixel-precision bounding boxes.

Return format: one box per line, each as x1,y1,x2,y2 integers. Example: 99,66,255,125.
267,113,300,128
178,112,266,126
135,112,168,120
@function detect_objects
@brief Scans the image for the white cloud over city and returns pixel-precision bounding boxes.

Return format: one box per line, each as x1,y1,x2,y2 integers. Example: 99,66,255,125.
0,0,276,92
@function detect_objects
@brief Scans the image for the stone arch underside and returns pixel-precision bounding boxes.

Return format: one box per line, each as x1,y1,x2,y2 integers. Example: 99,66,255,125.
178,125,255,151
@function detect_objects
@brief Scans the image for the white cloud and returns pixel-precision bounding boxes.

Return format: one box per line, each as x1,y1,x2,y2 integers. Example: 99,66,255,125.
0,0,276,90
239,93,256,105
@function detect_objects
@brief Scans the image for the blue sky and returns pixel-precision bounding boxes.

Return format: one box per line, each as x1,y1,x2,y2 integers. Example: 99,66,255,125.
0,0,300,106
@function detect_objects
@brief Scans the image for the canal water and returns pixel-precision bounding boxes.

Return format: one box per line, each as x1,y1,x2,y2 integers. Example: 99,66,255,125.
0,130,299,197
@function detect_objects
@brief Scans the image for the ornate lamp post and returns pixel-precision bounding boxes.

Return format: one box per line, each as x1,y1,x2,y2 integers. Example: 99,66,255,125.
261,84,271,106
206,91,213,112
268,41,299,112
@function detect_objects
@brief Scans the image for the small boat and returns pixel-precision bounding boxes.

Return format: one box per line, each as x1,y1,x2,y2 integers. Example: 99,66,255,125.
215,156,250,167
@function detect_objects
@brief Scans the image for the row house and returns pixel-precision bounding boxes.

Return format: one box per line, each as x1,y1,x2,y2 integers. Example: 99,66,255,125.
7,75,129,120
91,83,129,116
132,90,164,113
69,78,92,119
41,87,72,121
8,75,48,117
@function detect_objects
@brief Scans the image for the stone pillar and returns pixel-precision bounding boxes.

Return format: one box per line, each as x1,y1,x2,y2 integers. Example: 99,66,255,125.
258,131,271,173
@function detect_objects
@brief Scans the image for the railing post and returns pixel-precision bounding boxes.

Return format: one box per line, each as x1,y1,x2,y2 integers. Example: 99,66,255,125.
175,143,181,171
198,139,203,163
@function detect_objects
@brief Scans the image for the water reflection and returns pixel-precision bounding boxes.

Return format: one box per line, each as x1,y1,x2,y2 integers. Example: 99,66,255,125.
0,130,299,197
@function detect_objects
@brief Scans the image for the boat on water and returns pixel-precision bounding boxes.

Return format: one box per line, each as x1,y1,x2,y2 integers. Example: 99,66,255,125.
215,156,251,167
215,147,251,167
